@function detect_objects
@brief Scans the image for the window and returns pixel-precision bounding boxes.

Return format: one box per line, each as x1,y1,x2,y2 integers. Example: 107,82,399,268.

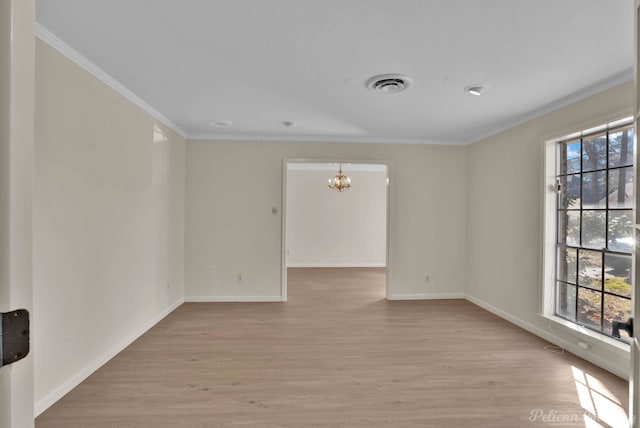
554,120,634,342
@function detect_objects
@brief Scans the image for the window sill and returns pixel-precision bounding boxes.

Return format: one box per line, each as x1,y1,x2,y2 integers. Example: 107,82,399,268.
538,313,631,354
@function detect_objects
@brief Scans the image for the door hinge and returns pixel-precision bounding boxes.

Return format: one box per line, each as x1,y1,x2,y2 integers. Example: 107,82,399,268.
0,309,30,368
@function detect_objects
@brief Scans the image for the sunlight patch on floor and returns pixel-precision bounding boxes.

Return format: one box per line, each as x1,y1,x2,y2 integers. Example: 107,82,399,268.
572,366,627,428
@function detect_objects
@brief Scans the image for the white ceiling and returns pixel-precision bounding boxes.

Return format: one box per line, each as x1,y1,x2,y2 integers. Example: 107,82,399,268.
36,0,634,145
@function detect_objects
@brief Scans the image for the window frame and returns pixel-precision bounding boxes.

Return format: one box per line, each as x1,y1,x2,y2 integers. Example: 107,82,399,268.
541,113,635,350
555,123,634,340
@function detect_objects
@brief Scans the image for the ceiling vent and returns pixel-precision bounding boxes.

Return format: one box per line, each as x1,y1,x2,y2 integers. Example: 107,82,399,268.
366,74,412,93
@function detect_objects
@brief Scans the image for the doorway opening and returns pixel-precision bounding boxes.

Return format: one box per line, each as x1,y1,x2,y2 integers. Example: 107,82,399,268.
281,160,390,301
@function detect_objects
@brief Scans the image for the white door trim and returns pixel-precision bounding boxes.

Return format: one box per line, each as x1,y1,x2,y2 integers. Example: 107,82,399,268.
0,0,36,426
631,2,640,426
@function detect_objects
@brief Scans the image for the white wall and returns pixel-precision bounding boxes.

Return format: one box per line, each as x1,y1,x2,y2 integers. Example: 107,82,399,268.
286,166,387,267
185,141,467,301
467,80,633,378
33,40,186,414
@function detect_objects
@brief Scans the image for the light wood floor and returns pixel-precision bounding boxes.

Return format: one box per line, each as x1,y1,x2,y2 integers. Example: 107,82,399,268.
36,268,629,427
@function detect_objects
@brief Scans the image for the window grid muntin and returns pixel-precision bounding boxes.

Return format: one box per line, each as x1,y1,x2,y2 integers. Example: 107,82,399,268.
555,282,629,340
555,122,633,342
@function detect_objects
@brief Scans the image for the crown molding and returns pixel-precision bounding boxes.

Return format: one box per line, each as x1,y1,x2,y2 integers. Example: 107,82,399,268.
187,132,463,146
467,67,634,145
35,23,188,139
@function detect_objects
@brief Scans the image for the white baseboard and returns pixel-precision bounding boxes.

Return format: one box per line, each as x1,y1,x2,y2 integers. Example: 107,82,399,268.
387,293,466,300
464,294,628,379
184,295,283,302
287,263,387,268
34,297,184,416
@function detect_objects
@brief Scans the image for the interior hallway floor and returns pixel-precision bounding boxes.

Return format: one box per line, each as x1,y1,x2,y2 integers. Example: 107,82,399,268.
36,267,629,427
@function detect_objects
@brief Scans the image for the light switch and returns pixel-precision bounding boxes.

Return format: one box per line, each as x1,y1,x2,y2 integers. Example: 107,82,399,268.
272,206,278,215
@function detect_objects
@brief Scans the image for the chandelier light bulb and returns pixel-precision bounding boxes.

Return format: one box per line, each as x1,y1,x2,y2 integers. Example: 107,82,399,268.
328,164,351,192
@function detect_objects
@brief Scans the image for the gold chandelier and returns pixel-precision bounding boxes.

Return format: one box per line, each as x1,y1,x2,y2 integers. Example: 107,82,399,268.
328,164,351,192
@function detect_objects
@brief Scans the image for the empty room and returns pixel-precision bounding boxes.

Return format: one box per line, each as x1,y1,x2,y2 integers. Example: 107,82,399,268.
2,0,640,427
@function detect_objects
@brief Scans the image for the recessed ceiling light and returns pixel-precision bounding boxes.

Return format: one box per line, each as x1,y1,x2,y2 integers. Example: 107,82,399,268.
366,74,412,93
465,85,488,96
282,121,296,128
208,120,233,127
